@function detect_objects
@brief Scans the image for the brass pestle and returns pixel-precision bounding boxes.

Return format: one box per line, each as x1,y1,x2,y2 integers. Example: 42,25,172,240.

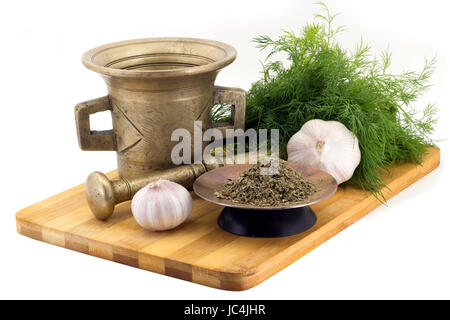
85,146,258,220
85,162,220,220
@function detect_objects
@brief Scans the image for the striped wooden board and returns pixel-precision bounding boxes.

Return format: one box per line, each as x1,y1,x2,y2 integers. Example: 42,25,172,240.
16,147,440,290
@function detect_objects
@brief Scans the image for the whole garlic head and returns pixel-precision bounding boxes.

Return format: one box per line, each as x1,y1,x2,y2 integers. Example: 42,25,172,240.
287,119,361,184
131,180,193,231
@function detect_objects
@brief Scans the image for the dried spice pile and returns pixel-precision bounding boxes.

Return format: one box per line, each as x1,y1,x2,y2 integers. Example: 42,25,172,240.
215,159,319,207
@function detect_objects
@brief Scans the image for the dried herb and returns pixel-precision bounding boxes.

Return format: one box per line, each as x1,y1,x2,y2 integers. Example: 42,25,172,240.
215,159,319,207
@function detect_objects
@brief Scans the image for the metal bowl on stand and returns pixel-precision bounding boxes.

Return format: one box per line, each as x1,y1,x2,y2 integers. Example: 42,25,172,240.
193,162,338,237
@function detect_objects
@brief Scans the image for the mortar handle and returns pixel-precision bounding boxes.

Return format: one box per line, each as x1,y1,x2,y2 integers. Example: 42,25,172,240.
212,86,246,135
74,96,116,151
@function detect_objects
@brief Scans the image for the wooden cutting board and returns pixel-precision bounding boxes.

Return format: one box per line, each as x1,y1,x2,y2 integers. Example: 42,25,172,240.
16,147,440,291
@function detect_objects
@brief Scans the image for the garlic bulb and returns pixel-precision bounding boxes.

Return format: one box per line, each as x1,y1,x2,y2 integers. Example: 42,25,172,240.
131,180,193,231
287,119,361,184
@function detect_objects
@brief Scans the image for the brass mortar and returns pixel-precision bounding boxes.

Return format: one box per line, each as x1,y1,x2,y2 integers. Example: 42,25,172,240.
75,38,245,179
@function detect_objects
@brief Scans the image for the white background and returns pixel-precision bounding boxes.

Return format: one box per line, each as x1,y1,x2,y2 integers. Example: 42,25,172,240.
1,0,449,299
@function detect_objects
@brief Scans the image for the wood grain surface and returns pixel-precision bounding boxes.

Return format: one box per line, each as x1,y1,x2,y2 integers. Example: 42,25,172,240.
15,147,440,291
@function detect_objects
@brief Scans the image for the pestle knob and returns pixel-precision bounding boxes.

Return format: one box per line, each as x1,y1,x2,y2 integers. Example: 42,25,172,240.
85,172,117,220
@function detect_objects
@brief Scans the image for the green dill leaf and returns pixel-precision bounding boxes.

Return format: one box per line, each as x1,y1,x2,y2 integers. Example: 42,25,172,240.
244,2,437,200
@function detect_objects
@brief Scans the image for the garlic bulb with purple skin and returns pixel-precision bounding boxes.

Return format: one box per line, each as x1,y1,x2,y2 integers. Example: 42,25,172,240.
287,119,361,184
131,180,193,231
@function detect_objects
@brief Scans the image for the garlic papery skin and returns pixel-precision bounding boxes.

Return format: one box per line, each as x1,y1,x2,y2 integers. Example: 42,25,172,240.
287,119,361,184
131,180,193,231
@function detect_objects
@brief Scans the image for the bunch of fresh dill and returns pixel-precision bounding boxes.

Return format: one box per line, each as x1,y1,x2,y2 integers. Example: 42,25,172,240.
244,2,437,199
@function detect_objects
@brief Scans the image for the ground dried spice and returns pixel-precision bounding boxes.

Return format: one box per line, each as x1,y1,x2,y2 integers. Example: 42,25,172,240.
215,159,319,207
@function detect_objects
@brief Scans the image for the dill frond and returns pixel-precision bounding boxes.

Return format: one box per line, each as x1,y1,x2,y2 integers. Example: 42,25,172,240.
243,2,437,199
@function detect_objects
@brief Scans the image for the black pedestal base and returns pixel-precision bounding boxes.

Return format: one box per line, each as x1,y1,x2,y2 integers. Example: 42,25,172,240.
217,206,317,238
